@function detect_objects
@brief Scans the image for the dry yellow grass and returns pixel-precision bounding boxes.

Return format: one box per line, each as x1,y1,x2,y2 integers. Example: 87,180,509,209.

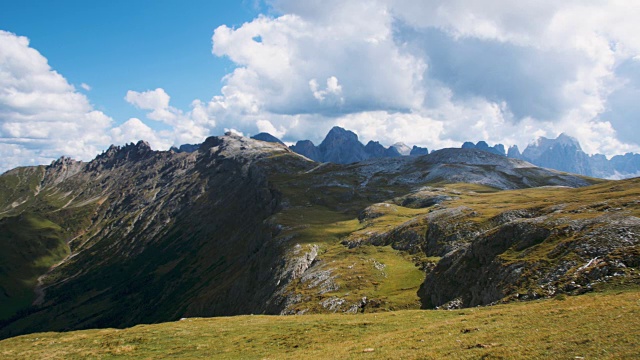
1,289,638,359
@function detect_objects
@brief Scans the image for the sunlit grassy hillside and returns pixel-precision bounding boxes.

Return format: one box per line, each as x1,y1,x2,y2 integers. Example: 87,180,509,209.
1,289,638,359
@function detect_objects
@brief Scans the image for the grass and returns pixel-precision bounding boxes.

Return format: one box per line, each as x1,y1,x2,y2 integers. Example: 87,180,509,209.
1,289,638,359
444,177,640,222
0,213,70,320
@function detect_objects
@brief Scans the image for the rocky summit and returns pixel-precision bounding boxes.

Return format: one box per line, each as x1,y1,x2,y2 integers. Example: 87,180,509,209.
0,133,638,341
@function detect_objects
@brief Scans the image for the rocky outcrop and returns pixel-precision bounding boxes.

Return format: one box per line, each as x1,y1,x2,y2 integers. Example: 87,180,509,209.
419,210,640,309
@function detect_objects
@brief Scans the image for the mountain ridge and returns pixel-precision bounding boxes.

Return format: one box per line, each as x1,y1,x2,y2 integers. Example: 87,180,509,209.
1,133,638,341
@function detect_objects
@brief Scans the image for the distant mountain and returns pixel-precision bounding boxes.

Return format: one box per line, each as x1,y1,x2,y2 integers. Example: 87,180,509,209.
289,126,405,164
457,134,640,179
461,141,506,156
3,132,637,342
391,142,412,156
364,141,401,159
519,133,592,175
165,128,640,179
289,139,322,162
510,133,639,179
318,127,369,163
251,132,284,145
410,145,429,156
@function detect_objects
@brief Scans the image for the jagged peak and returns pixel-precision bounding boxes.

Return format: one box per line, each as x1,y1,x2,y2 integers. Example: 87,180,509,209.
530,133,580,149
321,126,359,143
48,156,80,168
92,140,154,168
555,133,581,148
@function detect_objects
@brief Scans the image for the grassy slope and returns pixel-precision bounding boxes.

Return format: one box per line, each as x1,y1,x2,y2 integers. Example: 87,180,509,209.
1,289,638,359
267,156,640,313
0,167,96,321
267,157,427,313
0,214,70,321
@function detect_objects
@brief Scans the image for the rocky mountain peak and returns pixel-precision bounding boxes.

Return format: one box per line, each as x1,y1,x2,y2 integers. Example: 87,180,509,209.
318,126,368,163
320,126,359,146
89,140,155,171
556,133,582,149
525,133,582,161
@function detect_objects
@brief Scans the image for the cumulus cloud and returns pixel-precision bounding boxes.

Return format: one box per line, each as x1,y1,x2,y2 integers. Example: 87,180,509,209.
124,88,216,145
205,0,640,155
4,1,640,173
0,30,114,172
80,83,91,91
110,118,172,150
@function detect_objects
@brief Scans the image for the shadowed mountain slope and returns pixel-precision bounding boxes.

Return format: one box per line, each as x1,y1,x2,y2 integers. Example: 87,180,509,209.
2,134,636,340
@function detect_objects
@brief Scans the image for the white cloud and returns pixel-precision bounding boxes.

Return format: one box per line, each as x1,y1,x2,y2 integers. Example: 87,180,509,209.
5,1,640,173
204,0,640,156
124,88,216,146
309,76,343,103
256,119,286,138
80,83,91,91
0,30,114,173
110,118,172,150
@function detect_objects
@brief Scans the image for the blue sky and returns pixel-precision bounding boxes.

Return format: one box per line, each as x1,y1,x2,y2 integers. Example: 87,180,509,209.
1,0,640,172
0,0,262,122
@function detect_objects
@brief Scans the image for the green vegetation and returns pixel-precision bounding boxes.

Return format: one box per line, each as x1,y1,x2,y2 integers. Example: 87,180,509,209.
1,289,638,359
0,213,70,320
445,177,640,222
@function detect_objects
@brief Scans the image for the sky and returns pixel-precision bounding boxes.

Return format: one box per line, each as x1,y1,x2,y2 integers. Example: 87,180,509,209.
1,0,640,172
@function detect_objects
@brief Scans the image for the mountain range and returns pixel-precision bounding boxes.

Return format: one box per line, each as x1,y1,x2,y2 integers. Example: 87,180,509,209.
243,126,640,180
1,132,639,340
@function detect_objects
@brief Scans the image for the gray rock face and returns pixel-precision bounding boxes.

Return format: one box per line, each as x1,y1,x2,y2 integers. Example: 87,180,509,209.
318,127,369,164
364,141,401,159
419,212,640,308
456,134,640,179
